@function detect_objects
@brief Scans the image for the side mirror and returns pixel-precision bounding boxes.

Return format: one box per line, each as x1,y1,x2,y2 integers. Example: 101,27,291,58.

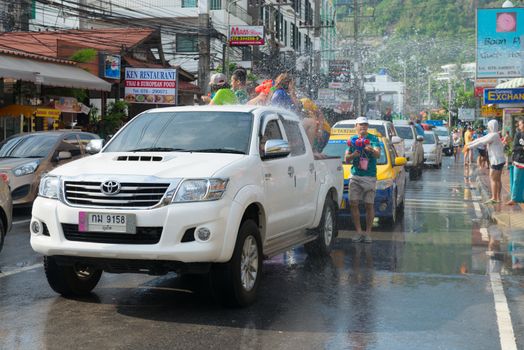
416,136,424,142
391,136,402,144
262,139,290,159
394,157,407,166
57,151,72,161
86,139,104,154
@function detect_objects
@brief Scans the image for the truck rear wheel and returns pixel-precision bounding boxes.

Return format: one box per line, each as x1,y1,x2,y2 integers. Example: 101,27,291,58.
44,256,102,297
305,198,337,256
211,219,262,307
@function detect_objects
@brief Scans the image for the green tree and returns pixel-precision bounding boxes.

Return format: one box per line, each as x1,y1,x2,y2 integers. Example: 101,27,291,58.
98,101,128,139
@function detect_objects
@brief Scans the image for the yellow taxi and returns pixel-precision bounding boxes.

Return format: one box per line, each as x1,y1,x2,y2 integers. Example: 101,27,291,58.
322,128,407,224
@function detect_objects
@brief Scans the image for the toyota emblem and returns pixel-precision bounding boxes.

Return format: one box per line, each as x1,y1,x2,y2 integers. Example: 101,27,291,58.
100,180,121,196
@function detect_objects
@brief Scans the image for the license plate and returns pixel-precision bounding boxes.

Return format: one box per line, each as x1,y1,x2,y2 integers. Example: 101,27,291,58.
78,212,136,234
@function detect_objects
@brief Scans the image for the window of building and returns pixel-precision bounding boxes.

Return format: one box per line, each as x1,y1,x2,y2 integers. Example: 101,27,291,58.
210,0,222,10
176,34,198,52
182,0,197,7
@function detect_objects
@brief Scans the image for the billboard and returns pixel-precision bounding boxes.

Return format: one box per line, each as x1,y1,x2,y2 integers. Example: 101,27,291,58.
99,54,121,80
328,60,351,83
476,8,524,78
228,26,264,46
124,68,177,105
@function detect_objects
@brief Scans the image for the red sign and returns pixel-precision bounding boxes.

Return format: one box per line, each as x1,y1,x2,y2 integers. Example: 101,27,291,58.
229,26,264,46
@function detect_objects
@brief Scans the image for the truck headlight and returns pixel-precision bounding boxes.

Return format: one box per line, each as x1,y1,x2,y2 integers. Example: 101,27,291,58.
173,178,228,202
376,179,393,190
13,160,40,177
38,175,60,199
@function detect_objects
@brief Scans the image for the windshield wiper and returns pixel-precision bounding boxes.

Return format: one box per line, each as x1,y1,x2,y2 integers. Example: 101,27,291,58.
189,148,246,154
0,156,20,158
128,147,189,152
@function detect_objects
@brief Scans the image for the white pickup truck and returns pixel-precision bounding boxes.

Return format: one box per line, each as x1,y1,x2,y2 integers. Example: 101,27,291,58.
30,106,343,307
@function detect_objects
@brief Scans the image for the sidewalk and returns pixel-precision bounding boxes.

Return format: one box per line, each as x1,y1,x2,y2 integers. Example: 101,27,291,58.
475,164,524,269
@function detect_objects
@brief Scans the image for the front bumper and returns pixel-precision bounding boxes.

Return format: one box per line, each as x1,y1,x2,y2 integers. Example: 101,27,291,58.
424,152,438,164
30,196,236,263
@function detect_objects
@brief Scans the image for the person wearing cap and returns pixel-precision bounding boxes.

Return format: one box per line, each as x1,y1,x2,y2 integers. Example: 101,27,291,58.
344,116,381,243
207,73,238,105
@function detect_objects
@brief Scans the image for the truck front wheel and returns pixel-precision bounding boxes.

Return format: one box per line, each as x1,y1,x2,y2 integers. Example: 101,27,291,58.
305,198,337,256
44,256,102,297
212,219,262,307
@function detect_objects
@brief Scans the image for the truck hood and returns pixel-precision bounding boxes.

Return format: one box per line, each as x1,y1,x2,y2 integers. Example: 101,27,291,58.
50,152,244,178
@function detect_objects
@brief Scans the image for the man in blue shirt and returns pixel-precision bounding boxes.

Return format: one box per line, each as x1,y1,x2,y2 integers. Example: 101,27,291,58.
344,116,381,243
413,119,425,136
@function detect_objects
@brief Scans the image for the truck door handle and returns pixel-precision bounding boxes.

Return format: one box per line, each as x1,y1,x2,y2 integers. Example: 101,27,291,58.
288,166,294,177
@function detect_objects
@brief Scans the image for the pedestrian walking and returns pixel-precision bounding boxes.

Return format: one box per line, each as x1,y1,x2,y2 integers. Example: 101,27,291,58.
464,120,506,204
231,68,249,104
506,118,524,205
464,126,474,165
207,73,238,105
476,127,489,169
452,128,462,163
344,116,381,243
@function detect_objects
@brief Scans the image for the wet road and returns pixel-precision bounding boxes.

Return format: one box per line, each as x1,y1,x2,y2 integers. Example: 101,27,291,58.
1,157,522,350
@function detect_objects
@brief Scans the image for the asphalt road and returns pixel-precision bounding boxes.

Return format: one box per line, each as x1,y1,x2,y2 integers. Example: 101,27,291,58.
0,157,522,350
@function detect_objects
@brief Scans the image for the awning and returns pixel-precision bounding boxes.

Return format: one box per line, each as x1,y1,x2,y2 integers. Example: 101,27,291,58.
496,77,524,89
0,54,112,91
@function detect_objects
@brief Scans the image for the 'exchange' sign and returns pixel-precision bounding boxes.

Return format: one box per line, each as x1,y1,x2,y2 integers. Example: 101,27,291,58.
484,88,524,104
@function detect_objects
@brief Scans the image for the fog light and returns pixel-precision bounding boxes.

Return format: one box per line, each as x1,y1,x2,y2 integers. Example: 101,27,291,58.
196,227,211,241
379,203,388,211
31,221,41,234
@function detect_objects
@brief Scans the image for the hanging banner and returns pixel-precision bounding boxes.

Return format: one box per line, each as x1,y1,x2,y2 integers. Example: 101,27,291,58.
228,26,264,46
476,8,524,78
124,68,177,105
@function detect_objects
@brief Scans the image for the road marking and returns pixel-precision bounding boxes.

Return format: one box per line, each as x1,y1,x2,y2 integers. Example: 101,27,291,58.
0,263,42,279
13,218,31,225
473,202,482,218
490,272,518,350
479,227,489,241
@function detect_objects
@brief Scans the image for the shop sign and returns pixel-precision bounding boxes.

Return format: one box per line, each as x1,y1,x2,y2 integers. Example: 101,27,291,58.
476,8,524,78
484,88,524,104
124,68,177,105
228,26,264,46
317,88,335,100
35,108,60,118
328,60,351,83
55,97,82,113
459,108,476,121
100,54,121,80
481,105,503,117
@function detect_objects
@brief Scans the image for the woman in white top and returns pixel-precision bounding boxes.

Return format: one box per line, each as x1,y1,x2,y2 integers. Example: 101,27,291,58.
465,119,506,203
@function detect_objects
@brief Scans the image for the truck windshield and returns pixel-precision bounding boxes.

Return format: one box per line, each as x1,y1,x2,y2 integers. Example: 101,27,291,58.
323,140,387,165
104,111,254,154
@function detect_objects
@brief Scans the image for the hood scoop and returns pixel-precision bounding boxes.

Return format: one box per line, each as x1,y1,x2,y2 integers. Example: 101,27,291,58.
116,155,163,162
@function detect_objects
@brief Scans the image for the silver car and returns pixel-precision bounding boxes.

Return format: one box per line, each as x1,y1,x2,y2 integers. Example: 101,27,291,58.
0,176,13,253
394,123,424,180
423,131,443,168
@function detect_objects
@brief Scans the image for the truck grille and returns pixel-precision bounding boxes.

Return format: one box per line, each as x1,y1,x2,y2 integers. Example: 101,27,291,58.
64,181,170,208
62,224,162,244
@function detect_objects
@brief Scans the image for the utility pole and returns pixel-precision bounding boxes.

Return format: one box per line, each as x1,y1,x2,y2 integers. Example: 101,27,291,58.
198,0,211,97
312,0,321,98
353,0,362,118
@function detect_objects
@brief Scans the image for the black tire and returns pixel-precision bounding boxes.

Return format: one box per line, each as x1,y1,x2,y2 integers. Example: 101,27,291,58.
44,256,102,297
211,219,262,307
305,198,337,256
0,219,5,253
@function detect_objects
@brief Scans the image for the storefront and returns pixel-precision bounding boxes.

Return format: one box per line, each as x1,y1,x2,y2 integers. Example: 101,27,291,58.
484,81,524,137
0,105,62,139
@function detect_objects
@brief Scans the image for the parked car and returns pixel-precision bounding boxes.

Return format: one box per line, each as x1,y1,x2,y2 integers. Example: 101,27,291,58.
423,131,443,168
0,175,12,253
333,119,405,157
323,127,407,225
393,121,424,180
30,106,343,307
433,126,453,156
0,131,100,206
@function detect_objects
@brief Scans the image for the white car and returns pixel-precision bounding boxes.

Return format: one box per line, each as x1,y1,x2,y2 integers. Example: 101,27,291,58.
433,126,453,156
333,119,405,157
30,105,343,307
393,122,424,180
423,131,443,168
